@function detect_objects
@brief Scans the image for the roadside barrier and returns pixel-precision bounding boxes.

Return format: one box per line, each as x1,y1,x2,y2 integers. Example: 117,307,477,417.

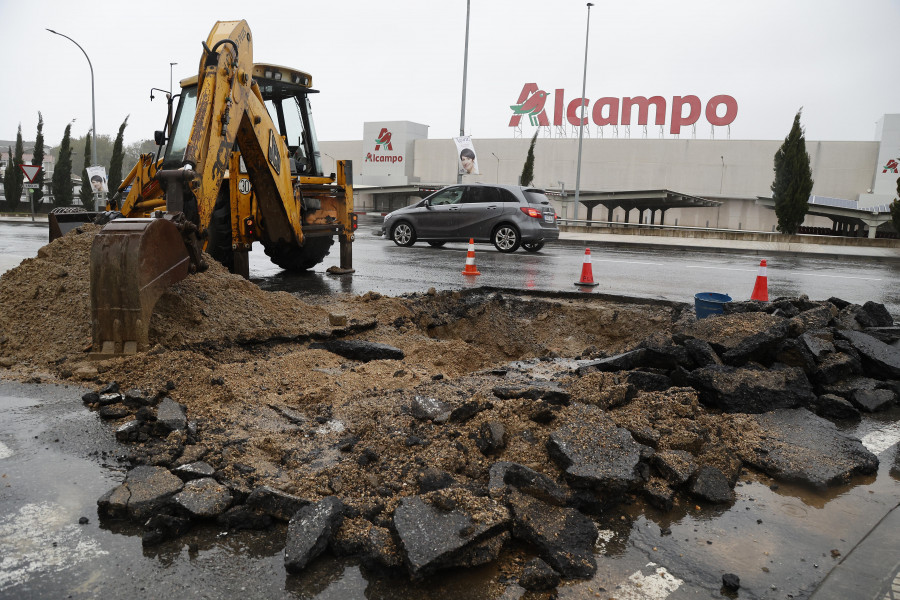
461,239,481,276
751,259,769,301
574,248,599,287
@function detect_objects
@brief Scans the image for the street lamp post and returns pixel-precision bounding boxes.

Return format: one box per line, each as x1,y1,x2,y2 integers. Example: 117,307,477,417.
323,152,338,176
47,28,99,211
169,62,178,95
492,152,500,183
457,0,471,185
573,2,594,223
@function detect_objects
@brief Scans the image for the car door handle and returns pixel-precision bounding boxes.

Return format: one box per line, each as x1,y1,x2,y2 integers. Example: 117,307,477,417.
486,205,498,210
449,206,460,211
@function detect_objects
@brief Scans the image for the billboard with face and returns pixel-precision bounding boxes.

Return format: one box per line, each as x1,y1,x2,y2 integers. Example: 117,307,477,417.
453,136,479,176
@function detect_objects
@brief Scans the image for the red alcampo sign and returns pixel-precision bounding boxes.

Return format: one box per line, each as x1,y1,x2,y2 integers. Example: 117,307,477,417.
509,84,738,135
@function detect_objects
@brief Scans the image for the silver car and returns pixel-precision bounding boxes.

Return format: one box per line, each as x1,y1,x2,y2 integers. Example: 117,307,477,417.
381,184,559,252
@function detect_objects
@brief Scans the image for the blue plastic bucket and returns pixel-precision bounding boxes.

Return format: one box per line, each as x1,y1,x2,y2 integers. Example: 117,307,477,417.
694,292,732,319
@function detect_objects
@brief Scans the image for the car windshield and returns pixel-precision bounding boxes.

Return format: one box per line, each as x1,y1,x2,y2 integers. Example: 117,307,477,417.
523,189,551,205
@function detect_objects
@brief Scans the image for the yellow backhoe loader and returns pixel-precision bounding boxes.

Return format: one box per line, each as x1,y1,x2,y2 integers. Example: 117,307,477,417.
50,20,356,356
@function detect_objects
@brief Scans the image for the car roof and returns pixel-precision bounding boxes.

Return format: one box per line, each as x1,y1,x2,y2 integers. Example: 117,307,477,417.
454,183,547,193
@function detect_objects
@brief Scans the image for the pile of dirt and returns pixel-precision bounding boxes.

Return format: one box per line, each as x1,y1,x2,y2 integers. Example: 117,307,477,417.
0,226,702,500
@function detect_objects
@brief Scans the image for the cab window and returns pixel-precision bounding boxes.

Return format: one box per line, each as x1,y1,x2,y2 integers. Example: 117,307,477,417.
164,85,198,166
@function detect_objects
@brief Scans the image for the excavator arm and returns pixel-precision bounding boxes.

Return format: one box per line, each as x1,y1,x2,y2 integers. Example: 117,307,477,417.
171,20,303,248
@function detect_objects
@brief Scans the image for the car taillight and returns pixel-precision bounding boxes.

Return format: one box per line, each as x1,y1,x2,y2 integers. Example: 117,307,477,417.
520,206,542,218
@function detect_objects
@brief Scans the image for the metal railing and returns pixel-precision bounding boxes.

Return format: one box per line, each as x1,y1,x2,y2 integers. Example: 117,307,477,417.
556,218,773,236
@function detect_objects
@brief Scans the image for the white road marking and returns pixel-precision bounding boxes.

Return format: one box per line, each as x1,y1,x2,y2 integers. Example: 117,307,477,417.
685,265,882,280
614,563,684,599
794,272,882,281
685,265,757,272
0,442,12,460
0,502,108,590
594,259,666,266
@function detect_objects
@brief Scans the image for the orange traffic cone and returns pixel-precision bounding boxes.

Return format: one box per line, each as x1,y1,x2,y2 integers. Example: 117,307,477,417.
750,259,769,301
574,248,599,287
461,238,481,276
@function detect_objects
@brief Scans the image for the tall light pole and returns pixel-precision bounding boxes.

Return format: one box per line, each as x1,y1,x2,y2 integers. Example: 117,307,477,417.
169,62,178,95
457,0,471,185
47,28,98,210
492,152,500,183
573,2,594,223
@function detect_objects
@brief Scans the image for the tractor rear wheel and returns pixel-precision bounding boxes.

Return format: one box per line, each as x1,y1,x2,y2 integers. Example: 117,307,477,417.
262,236,334,271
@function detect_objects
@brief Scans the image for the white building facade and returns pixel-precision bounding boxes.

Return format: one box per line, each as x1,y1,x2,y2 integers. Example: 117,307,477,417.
321,117,897,235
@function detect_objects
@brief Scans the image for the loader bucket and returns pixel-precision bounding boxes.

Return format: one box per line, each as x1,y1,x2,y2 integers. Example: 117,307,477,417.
49,210,101,242
90,218,191,355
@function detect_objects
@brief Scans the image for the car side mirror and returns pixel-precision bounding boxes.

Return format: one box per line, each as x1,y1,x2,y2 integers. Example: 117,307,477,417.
154,130,167,146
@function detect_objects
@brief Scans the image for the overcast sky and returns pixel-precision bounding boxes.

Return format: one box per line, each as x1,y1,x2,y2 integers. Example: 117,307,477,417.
1,0,898,149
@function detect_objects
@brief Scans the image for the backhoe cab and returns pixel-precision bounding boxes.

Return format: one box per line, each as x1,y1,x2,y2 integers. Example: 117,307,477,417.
53,20,356,356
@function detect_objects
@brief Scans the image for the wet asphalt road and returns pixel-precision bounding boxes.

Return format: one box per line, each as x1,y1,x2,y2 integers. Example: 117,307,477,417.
1,220,900,598
259,224,900,318
0,220,898,317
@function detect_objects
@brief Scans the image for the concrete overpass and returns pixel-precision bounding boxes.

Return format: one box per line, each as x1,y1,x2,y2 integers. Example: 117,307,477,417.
755,195,895,238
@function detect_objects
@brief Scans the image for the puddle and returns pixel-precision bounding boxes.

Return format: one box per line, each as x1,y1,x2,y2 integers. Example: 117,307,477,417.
0,502,109,589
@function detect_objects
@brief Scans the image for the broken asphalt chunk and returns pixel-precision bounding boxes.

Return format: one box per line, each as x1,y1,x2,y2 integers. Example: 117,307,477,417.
309,340,404,362
284,496,345,574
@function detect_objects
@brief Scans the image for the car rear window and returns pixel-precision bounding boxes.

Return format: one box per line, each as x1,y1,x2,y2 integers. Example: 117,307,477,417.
523,189,551,205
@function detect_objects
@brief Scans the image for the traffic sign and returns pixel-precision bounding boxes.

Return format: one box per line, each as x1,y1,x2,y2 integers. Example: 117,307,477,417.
24,183,39,189
20,164,41,182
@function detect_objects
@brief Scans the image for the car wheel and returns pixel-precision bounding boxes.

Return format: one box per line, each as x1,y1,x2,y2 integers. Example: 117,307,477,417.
492,224,521,253
522,241,545,252
427,241,446,247
391,221,416,247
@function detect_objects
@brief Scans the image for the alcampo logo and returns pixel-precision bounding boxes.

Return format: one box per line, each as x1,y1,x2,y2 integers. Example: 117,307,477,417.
510,89,551,127
375,128,393,151
366,127,403,163
882,158,899,173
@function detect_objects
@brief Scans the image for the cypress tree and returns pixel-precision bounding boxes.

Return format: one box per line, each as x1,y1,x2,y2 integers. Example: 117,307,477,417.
79,133,92,208
3,125,25,212
520,130,538,186
3,146,11,209
32,113,46,206
52,124,74,208
108,116,129,195
771,110,814,235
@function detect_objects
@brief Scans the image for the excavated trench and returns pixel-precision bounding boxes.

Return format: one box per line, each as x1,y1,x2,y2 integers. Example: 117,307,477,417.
412,288,684,365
